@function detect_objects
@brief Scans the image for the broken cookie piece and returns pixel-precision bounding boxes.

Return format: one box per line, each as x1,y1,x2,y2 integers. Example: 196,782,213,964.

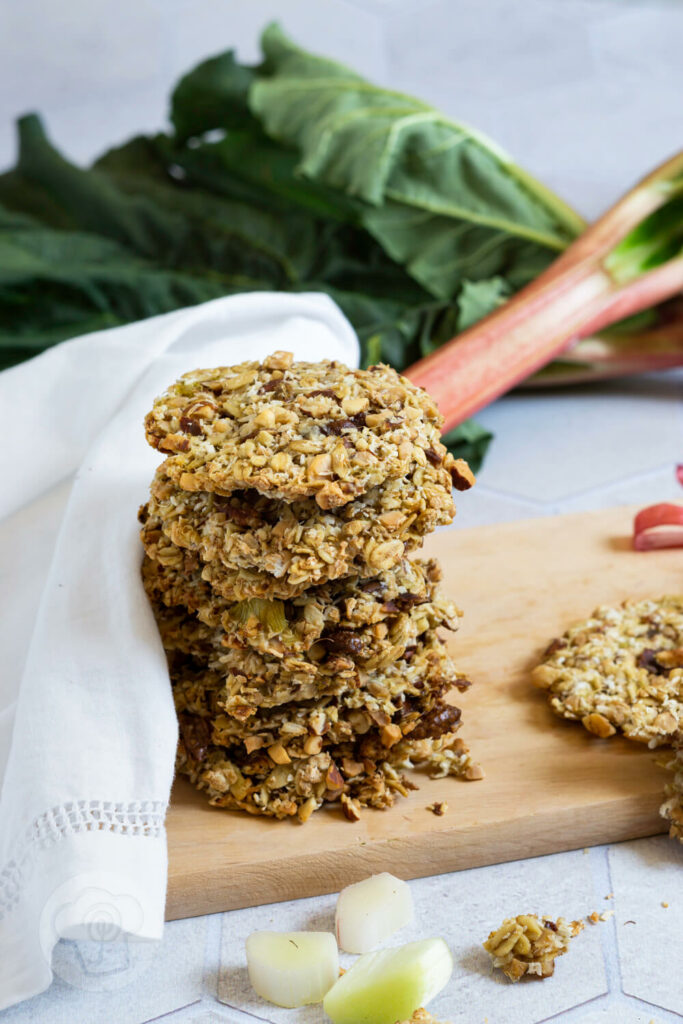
483,914,584,982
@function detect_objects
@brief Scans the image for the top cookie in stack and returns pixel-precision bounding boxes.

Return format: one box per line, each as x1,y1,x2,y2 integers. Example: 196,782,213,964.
141,351,480,822
144,351,472,595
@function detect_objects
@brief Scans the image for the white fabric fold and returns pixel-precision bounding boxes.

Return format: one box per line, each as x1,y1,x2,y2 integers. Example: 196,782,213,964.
0,293,359,1011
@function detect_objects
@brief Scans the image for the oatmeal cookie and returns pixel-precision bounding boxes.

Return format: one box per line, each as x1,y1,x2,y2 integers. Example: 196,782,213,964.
174,670,461,760
660,740,683,842
160,607,468,715
177,723,477,821
483,914,584,982
532,597,683,745
141,538,458,659
170,633,467,739
146,458,456,598
144,352,470,508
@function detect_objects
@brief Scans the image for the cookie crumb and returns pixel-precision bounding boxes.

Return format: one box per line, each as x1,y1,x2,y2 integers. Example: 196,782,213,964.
427,801,448,816
394,1010,449,1024
483,914,583,982
661,901,669,908
588,911,600,924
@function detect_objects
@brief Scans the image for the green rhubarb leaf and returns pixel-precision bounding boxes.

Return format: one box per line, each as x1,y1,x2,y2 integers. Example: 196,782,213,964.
0,201,225,366
455,277,511,331
171,50,259,143
95,135,320,287
250,24,584,301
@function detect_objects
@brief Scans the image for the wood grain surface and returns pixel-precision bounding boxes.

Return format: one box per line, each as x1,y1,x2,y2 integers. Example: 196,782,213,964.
165,504,680,920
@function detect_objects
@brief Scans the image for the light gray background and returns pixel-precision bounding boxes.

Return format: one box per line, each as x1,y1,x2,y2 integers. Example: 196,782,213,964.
2,1,682,1021
2,0,682,219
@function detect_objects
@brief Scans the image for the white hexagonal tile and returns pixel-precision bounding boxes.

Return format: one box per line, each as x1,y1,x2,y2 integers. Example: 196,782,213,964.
609,837,683,1016
174,1009,254,1024
571,1000,670,1024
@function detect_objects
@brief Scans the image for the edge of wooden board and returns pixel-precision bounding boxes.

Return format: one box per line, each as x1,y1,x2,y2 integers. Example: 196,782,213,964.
166,789,664,920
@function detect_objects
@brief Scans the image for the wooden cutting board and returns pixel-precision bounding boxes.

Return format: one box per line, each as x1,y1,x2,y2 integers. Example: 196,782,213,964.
165,504,680,920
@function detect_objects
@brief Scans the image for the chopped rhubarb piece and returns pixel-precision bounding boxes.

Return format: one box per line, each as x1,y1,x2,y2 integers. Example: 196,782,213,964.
633,503,683,551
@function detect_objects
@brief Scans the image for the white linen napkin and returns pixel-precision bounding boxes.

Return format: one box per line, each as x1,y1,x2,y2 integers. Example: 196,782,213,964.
0,292,359,1011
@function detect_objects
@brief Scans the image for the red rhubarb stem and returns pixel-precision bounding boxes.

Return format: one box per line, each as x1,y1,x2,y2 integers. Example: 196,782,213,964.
405,152,683,431
524,313,683,386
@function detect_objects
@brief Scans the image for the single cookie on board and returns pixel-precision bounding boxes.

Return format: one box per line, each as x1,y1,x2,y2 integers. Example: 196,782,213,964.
145,457,456,598
483,914,584,982
660,741,683,842
144,352,472,508
531,596,683,745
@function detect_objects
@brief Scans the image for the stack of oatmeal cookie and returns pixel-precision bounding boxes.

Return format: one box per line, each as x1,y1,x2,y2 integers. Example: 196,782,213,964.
139,351,481,822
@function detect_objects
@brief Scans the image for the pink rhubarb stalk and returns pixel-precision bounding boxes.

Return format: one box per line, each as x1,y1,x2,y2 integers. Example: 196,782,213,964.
524,312,683,387
405,152,683,431
633,503,683,551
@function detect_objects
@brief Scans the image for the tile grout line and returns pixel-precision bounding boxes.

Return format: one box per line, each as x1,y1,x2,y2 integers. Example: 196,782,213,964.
533,993,612,1022
622,992,683,1023
525,845,619,1021
215,911,274,1024
591,844,624,997
202,910,224,1002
